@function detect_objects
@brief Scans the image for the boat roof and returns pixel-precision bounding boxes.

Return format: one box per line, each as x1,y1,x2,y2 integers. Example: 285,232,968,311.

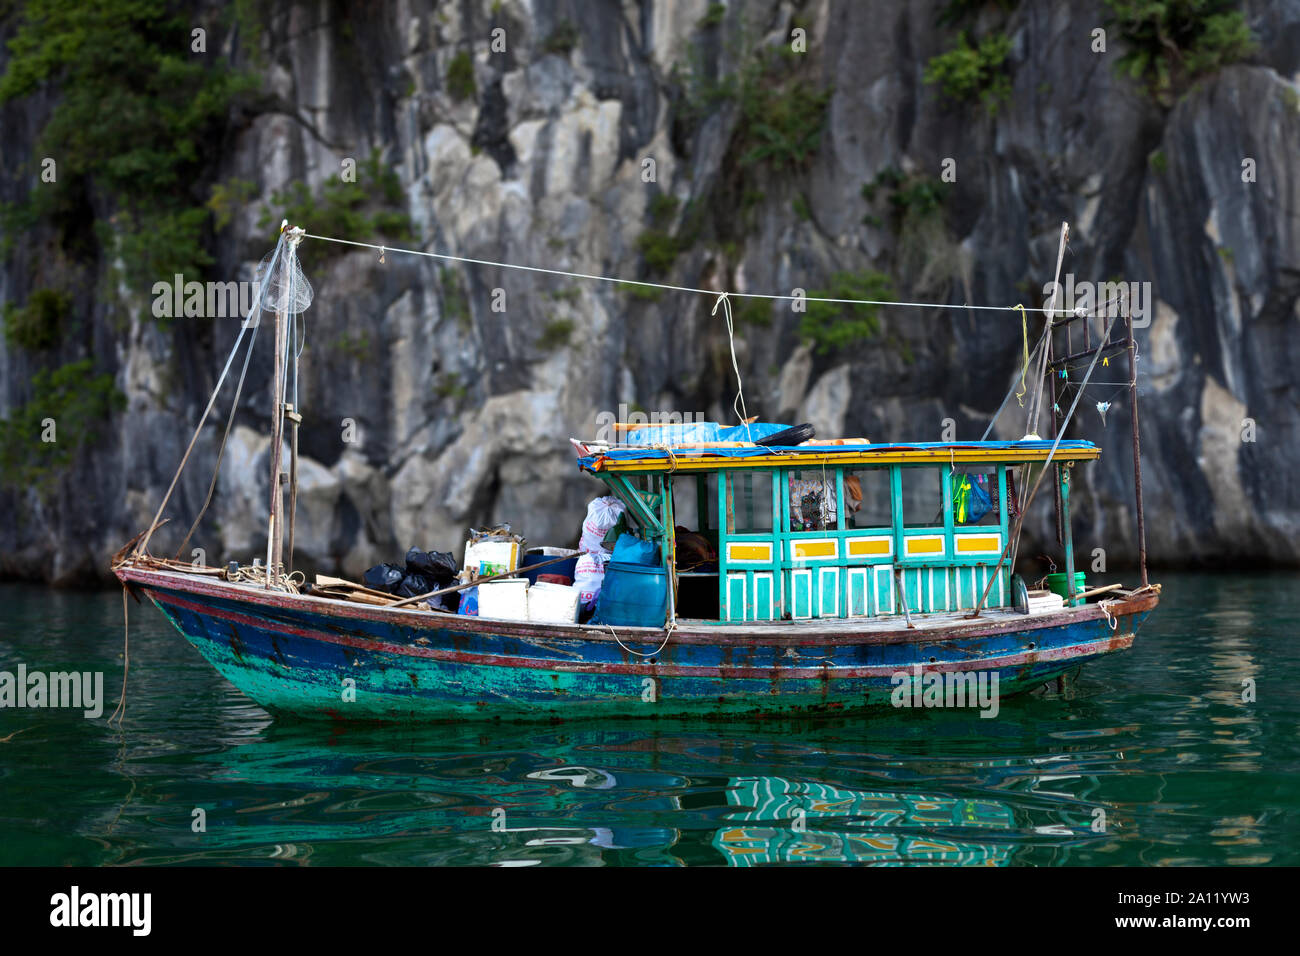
576,439,1100,474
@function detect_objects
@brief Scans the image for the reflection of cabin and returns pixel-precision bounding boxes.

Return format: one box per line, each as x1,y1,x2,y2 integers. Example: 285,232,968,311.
711,777,1015,866
580,440,1100,623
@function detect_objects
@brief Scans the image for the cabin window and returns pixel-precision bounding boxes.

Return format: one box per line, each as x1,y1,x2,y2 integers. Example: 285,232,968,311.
785,468,841,531
725,471,772,534
901,467,945,528
669,472,722,619
950,466,1002,526
669,472,718,538
842,467,893,529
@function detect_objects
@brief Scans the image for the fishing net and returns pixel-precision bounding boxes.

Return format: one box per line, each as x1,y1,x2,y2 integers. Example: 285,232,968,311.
256,236,313,315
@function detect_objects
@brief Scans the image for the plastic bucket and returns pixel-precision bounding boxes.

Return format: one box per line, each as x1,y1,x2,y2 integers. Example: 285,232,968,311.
1045,572,1086,599
597,562,668,627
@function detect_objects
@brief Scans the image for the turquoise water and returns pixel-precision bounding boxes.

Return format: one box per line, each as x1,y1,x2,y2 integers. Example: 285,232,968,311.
0,572,1296,866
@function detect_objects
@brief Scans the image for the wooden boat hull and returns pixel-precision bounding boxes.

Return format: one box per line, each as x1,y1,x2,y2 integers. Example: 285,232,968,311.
116,566,1157,722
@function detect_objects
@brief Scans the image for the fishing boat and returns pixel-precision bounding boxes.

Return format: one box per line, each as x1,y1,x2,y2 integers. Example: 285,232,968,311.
112,222,1159,722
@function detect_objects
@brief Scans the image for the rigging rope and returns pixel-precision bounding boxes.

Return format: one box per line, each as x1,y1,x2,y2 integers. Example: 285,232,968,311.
134,238,286,558
175,311,263,559
1012,303,1030,406
711,291,751,432
970,308,1123,617
303,231,1074,316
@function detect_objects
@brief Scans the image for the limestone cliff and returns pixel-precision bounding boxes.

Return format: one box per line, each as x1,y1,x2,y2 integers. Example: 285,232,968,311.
1,0,1296,583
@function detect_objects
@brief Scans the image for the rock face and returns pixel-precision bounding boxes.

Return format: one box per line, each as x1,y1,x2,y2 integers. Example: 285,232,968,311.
1,0,1298,583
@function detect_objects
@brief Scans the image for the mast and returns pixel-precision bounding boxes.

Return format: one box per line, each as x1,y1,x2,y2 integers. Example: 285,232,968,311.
265,302,287,586
1126,295,1149,586
264,223,308,586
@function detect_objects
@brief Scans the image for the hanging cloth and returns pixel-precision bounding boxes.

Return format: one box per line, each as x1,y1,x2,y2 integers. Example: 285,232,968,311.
1006,469,1021,518
951,473,992,524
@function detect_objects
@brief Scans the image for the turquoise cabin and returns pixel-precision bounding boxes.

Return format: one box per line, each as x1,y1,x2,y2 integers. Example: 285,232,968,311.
576,438,1102,624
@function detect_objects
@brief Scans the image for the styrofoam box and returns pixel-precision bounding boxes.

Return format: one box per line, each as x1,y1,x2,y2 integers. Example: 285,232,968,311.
528,582,581,624
477,579,529,621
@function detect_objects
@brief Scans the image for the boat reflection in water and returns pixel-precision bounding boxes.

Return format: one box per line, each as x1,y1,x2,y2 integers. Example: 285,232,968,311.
712,777,1014,866
162,724,1049,866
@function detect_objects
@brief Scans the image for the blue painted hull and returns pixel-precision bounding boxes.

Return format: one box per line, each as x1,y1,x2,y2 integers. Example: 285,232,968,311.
118,567,1156,722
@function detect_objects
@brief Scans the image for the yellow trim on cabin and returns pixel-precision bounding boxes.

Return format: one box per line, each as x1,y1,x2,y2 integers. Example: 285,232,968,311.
955,535,1002,553
791,540,837,559
727,542,773,562
590,446,1097,473
848,538,892,557
905,537,945,556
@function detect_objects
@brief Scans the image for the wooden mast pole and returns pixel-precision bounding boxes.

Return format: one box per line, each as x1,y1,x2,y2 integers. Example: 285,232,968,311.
1026,222,1069,439
1125,293,1149,587
265,302,287,587
287,403,301,573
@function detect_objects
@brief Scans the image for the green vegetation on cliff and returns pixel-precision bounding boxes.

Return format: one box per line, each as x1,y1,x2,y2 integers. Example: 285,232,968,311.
0,359,124,488
0,0,259,292
1104,0,1255,105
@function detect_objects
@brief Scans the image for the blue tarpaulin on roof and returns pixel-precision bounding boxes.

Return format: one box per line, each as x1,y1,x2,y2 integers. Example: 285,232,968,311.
620,421,791,445
576,439,1099,472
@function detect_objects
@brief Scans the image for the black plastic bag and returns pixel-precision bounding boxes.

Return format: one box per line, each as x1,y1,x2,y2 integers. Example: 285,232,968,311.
405,548,458,586
395,572,432,598
427,591,461,614
363,563,405,594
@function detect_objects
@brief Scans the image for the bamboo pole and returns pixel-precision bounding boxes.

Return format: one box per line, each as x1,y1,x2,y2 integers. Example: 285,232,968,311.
388,553,576,609
1126,300,1149,587
286,405,302,573
265,307,287,587
1073,583,1124,601
1026,222,1069,439
969,310,1120,618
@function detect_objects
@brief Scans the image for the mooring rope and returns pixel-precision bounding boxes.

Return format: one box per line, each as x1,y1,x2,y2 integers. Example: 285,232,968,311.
607,619,676,658
108,587,129,728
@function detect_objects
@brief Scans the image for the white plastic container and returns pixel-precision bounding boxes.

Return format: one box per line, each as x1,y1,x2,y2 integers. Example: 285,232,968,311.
527,582,581,624
477,579,529,621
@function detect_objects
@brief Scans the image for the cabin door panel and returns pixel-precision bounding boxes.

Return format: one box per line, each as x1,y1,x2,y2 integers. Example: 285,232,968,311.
872,565,895,616
846,568,869,617
954,567,972,610
930,569,951,612
788,566,842,619
789,569,813,620
973,566,1005,609
726,571,776,622
819,567,841,618
752,572,776,621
